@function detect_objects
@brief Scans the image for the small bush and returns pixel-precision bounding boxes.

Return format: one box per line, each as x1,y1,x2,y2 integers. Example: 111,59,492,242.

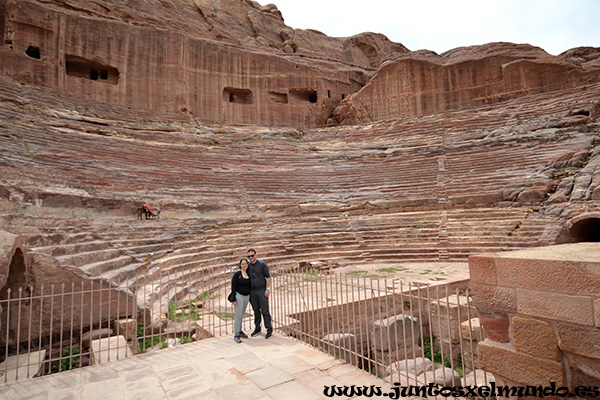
422,335,463,377
52,347,80,372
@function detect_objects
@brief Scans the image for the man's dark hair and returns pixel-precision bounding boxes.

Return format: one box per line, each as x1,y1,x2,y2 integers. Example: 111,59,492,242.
247,248,256,255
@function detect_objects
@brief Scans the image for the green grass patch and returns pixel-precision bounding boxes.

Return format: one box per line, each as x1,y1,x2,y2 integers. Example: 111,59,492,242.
197,291,220,302
347,270,368,275
422,335,463,377
376,267,407,273
137,323,167,353
169,300,202,322
214,311,235,320
52,347,80,372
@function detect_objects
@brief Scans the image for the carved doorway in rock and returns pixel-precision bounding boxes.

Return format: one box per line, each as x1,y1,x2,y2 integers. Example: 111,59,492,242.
557,213,600,243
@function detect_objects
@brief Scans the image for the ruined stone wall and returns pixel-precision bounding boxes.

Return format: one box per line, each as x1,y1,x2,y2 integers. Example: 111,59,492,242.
0,0,362,128
287,280,472,366
0,238,135,346
469,243,600,389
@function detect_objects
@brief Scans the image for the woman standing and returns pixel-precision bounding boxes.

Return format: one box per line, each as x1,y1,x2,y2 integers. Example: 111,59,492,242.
229,258,251,343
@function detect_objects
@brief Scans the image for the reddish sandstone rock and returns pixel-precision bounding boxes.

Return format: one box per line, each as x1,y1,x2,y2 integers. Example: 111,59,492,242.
0,0,408,128
331,43,600,125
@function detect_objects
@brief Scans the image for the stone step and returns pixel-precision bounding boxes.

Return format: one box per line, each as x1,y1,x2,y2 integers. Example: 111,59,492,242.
81,255,141,276
55,248,124,268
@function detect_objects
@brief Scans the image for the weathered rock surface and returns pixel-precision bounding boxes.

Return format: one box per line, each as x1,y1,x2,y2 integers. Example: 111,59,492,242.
371,314,420,352
3,1,598,130
384,357,434,377
0,0,409,128
331,43,600,125
0,0,599,366
419,366,461,386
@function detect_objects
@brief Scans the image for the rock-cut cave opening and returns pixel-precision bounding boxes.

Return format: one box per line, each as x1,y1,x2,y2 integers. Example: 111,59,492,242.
567,217,600,242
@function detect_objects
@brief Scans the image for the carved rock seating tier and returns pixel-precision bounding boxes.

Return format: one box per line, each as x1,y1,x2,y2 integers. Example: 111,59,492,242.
0,8,599,369
1,75,599,224
0,0,598,387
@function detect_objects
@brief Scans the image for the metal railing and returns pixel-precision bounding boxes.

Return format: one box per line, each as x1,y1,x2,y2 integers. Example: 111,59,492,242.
0,265,492,387
269,269,490,387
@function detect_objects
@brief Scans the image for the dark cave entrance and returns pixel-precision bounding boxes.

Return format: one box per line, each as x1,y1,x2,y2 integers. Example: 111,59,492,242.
0,248,28,300
567,217,600,242
65,55,119,84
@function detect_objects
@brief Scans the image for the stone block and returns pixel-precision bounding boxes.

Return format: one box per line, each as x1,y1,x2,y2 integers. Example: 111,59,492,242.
0,350,46,383
478,310,510,342
385,357,434,378
469,254,497,285
461,317,484,342
419,366,461,386
563,353,600,388
384,357,434,378
556,322,600,359
517,289,594,326
430,295,477,344
495,257,600,296
461,340,481,372
115,318,137,341
471,283,517,312
463,369,495,387
322,333,356,361
512,317,560,361
372,344,420,367
371,314,420,352
91,335,133,364
81,328,113,347
478,340,564,386
193,323,214,341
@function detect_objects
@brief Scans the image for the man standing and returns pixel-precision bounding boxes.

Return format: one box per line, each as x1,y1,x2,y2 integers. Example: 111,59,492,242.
247,248,273,338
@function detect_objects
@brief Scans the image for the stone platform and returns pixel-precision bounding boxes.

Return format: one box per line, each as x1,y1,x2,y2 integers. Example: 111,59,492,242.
0,332,394,400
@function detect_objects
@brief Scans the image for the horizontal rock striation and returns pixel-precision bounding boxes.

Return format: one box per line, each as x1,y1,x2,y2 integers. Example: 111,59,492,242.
0,0,409,128
1,74,599,301
1,0,600,353
331,43,600,125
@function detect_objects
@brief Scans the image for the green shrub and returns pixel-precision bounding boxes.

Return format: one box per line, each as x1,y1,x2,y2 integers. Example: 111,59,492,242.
137,322,166,353
52,347,80,372
422,335,463,377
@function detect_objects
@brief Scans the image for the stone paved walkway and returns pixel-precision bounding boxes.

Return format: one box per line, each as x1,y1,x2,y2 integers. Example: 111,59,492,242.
0,332,392,400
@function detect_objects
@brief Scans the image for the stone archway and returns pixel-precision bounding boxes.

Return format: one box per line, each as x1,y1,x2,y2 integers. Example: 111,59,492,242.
558,213,600,243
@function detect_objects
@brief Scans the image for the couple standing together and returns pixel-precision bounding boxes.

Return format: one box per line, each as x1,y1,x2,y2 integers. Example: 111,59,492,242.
229,248,273,343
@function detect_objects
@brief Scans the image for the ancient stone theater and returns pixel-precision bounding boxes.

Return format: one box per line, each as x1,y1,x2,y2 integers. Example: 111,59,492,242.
0,0,598,392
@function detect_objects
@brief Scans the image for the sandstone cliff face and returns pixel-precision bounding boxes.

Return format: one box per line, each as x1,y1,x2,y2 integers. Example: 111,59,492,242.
0,0,410,128
331,43,600,125
2,0,598,129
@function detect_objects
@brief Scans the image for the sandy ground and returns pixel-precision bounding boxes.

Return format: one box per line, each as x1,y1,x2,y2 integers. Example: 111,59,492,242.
333,261,470,285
